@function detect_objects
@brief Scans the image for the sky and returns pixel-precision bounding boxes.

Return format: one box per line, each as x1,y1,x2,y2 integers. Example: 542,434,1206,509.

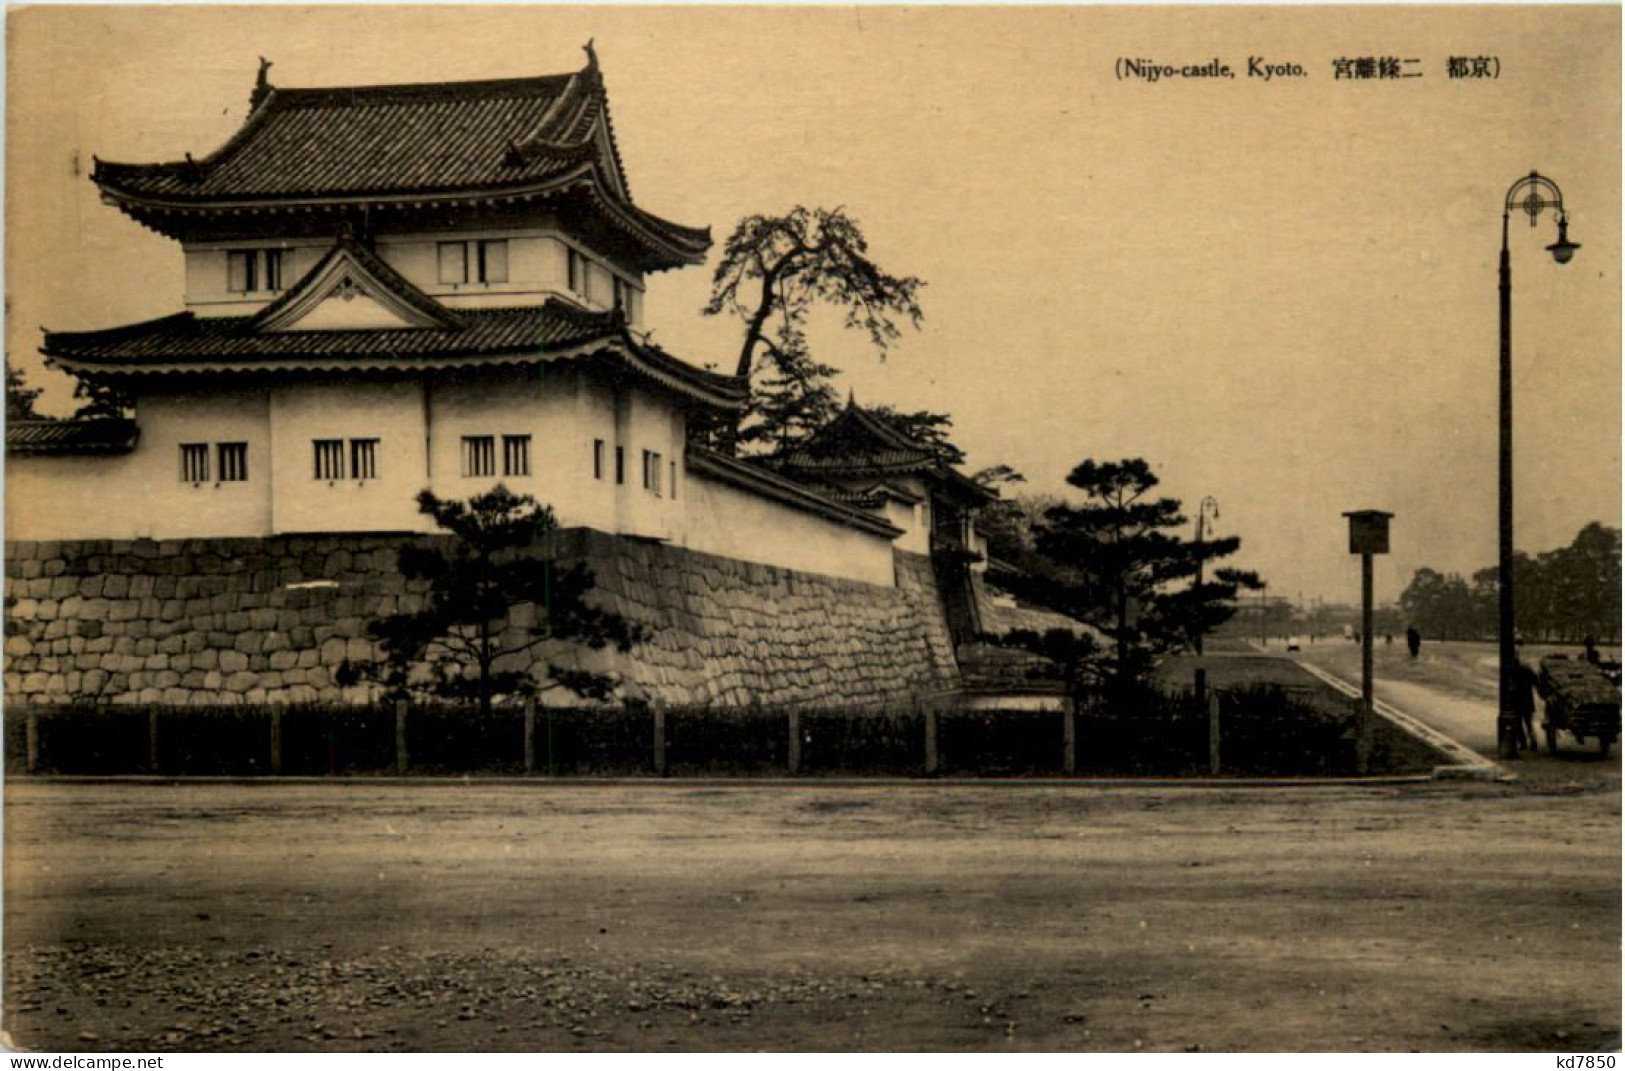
6,5,1620,607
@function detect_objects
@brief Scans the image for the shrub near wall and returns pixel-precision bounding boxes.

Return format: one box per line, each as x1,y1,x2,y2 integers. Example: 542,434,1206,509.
938,709,1066,777
665,707,788,775
799,709,925,776
5,686,1445,778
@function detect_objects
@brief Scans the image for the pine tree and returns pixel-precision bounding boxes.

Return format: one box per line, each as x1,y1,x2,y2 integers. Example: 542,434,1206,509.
338,486,644,714
1038,459,1261,685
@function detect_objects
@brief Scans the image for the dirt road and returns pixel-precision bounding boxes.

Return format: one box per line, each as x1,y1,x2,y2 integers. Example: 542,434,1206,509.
1289,640,1622,785
5,780,1619,1052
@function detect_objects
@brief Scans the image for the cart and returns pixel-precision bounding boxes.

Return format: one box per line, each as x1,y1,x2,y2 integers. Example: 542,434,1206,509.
1537,655,1622,756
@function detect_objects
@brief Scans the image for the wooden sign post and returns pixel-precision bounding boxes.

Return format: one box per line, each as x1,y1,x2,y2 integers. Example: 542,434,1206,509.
1343,510,1393,775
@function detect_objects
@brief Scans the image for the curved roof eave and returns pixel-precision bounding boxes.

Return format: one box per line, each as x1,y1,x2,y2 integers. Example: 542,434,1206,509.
93,165,711,268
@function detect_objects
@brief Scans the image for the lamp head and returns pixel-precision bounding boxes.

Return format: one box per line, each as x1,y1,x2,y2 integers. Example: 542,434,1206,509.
1547,213,1580,265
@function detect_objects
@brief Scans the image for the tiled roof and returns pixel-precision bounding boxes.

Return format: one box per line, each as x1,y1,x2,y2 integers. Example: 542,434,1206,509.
686,447,903,540
42,299,747,411
6,418,139,456
90,50,710,270
780,400,995,502
785,402,938,470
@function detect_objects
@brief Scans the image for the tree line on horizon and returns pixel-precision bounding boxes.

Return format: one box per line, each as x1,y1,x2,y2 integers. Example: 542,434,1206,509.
1398,522,1621,644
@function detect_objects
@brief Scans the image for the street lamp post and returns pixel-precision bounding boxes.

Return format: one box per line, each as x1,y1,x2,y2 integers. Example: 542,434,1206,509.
1193,496,1219,656
1497,172,1579,760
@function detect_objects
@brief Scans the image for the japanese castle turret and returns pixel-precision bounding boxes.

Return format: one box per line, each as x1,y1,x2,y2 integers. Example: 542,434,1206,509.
15,46,924,586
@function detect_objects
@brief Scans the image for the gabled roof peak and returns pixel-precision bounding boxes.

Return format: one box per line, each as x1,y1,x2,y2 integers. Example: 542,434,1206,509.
251,234,463,333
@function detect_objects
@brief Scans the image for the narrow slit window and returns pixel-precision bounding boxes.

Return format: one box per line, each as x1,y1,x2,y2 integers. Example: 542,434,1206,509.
593,439,605,480
313,439,345,480
263,250,284,292
614,445,625,485
568,249,587,297
670,460,677,500
642,450,663,496
180,443,210,483
478,240,509,284
217,442,248,482
351,438,378,481
503,434,531,477
462,435,496,478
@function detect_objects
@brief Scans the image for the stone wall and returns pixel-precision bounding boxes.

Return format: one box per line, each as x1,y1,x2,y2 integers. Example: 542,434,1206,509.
3,530,960,709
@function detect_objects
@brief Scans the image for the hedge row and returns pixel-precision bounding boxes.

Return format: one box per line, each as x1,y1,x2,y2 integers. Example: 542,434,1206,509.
4,686,1442,778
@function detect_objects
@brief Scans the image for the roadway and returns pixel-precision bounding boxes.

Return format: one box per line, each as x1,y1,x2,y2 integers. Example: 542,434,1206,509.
1279,637,1620,783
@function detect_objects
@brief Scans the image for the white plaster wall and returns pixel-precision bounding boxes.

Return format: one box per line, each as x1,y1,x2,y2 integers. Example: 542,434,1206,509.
565,372,621,534
617,388,682,540
423,366,596,529
883,497,932,556
269,378,427,534
7,455,145,541
680,474,896,588
182,231,647,324
184,241,326,317
8,388,274,540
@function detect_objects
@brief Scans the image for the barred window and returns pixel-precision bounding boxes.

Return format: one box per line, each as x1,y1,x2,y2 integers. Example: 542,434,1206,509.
217,442,248,482
180,443,210,484
462,435,496,478
313,439,345,481
351,438,378,481
503,435,531,477
593,438,605,480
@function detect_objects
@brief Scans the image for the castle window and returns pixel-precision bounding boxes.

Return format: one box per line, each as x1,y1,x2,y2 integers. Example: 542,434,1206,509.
180,443,210,484
462,435,496,478
568,248,592,301
503,435,531,477
478,240,508,284
642,449,663,496
227,249,284,294
313,439,345,481
439,240,509,285
437,242,466,285
615,445,625,485
350,438,378,481
217,442,248,482
670,459,677,500
593,439,605,480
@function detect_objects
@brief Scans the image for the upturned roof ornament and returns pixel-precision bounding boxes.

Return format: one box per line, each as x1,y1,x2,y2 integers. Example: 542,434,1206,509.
250,56,274,112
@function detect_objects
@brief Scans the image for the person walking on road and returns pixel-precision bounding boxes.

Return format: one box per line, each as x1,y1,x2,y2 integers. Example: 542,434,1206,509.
1405,626,1421,660
1512,659,1538,752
